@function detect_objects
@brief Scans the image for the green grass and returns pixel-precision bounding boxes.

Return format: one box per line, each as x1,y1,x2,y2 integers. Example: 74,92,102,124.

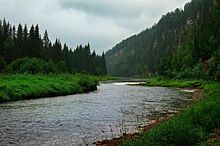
146,77,202,88
0,74,99,103
120,80,220,146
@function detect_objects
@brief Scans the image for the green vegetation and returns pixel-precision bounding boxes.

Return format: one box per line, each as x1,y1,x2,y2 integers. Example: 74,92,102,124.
93,75,118,81
5,57,66,74
106,0,220,144
0,17,108,103
146,77,202,88
0,74,98,103
106,0,220,80
0,21,114,103
0,19,107,75
120,80,220,146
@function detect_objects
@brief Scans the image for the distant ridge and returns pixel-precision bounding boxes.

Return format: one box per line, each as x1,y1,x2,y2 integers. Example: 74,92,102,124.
105,0,220,80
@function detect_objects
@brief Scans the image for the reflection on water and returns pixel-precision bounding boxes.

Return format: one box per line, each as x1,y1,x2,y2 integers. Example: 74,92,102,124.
0,82,191,145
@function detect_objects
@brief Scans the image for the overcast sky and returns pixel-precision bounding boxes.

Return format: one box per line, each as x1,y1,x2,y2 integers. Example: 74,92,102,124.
0,0,190,54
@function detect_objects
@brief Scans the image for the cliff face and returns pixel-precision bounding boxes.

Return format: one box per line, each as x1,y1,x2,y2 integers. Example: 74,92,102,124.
105,0,218,77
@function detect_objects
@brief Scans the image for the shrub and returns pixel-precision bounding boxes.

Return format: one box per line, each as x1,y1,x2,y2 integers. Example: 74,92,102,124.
78,75,98,92
57,61,68,73
5,57,68,74
191,61,206,79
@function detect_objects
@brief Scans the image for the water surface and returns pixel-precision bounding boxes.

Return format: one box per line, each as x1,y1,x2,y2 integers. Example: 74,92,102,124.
0,82,190,145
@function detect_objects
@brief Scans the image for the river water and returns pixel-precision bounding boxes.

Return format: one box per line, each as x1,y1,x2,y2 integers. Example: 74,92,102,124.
0,82,191,146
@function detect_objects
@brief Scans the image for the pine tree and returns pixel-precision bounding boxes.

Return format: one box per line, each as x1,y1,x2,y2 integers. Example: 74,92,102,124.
41,30,51,60
4,37,14,63
42,30,50,48
23,24,28,57
16,24,23,58
102,52,107,75
52,39,62,63
34,24,41,57
2,18,9,40
12,26,16,41
28,25,35,57
84,43,91,72
0,20,3,58
0,19,107,75
62,43,69,67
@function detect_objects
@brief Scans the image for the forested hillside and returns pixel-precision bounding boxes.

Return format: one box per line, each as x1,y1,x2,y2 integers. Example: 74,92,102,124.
0,20,107,75
105,0,220,80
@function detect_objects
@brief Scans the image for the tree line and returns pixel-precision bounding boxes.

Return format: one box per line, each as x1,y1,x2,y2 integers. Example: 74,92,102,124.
0,19,107,75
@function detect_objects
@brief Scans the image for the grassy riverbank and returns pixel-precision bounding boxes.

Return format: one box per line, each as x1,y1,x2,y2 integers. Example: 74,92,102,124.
0,74,99,103
145,77,202,88
120,79,220,146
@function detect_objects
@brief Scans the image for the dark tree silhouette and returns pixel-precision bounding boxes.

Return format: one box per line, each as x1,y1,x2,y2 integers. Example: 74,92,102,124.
0,20,107,75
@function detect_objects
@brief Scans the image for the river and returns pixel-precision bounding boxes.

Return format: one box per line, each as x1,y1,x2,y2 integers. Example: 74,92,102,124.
0,82,191,146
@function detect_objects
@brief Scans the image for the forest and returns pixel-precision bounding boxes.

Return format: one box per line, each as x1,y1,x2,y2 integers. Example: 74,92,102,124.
0,0,220,145
105,0,220,80
0,20,107,75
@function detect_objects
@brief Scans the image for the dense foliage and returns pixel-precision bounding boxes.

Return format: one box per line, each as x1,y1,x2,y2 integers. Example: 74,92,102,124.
105,0,220,80
0,74,98,102
0,20,107,75
5,57,67,74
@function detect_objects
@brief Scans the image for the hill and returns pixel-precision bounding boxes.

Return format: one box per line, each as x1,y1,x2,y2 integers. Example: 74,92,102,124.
105,0,220,80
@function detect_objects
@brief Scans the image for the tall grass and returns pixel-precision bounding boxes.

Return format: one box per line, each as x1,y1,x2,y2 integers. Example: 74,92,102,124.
0,74,98,103
121,81,220,146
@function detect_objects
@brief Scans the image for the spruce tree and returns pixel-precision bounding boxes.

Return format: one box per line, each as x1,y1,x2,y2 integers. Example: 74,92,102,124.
41,30,51,60
0,19,107,75
42,30,50,48
34,24,41,57
23,24,28,57
28,25,35,57
16,24,23,58
102,52,107,75
0,20,3,58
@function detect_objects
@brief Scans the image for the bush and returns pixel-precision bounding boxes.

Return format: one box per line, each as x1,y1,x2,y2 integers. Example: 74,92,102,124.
44,60,57,73
6,57,46,74
57,61,68,73
191,61,206,79
78,74,98,92
5,57,68,74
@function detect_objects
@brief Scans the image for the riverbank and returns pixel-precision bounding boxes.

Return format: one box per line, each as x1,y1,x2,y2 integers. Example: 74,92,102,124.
96,79,220,146
0,78,186,145
0,74,99,103
145,78,202,88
